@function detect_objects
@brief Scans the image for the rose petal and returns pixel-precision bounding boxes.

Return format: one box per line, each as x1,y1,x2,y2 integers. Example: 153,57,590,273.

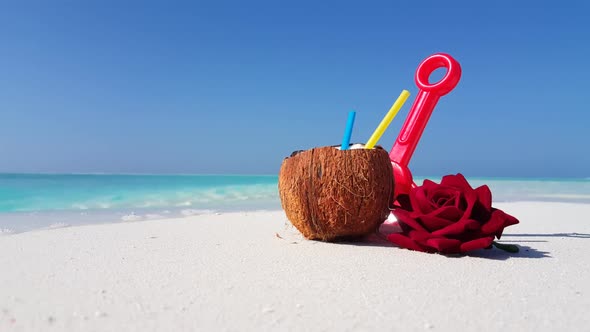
412,186,437,214
432,218,480,237
462,188,478,221
407,230,434,243
502,209,519,227
392,209,429,232
436,193,457,207
481,209,511,236
425,237,462,254
455,192,468,211
428,188,460,209
440,173,473,192
459,236,494,252
421,179,439,189
419,207,463,231
438,174,478,220
387,233,429,252
474,185,493,210
487,209,519,238
433,205,464,222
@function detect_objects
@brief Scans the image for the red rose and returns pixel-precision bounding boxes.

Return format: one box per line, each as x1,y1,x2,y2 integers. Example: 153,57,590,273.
387,174,519,254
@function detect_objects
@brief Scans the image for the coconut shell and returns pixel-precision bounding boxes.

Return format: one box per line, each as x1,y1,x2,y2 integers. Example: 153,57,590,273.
278,145,394,241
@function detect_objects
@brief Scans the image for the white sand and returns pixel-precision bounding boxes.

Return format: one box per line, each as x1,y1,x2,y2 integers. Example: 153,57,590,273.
1,202,589,331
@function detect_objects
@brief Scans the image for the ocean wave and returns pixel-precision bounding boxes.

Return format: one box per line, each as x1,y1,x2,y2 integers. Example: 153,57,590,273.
1,174,280,214
117,209,217,222
0,228,15,235
180,209,216,217
145,214,164,219
47,222,70,229
121,213,143,222
49,185,281,213
532,194,590,200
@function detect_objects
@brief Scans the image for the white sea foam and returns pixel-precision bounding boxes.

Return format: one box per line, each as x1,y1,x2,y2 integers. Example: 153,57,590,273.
0,228,15,235
121,213,143,222
533,194,590,200
180,209,216,217
48,222,70,229
137,200,168,208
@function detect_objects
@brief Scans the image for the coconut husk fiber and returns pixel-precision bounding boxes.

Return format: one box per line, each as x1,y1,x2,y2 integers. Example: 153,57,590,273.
278,145,394,241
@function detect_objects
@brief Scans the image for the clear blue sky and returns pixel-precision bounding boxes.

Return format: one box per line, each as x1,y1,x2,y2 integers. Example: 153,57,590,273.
1,1,588,177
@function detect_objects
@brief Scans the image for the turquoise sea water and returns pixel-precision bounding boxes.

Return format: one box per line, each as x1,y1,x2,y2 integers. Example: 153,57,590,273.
1,173,589,233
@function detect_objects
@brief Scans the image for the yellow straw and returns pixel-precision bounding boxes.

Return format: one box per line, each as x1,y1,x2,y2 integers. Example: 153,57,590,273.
365,90,410,149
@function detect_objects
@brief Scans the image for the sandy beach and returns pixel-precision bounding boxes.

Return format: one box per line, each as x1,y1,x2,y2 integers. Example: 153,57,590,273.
1,202,589,331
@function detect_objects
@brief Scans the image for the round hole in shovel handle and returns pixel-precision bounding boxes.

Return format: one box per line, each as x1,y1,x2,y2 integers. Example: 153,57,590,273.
415,53,461,96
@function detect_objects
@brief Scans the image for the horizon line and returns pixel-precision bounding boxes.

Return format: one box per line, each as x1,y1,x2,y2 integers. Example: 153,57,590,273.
0,172,588,181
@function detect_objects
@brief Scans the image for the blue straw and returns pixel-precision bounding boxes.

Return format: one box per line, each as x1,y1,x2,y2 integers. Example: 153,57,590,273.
340,111,356,150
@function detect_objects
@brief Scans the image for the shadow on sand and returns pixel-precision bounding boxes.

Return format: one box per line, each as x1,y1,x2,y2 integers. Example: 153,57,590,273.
316,227,590,259
502,233,590,238
466,245,550,260
333,231,562,260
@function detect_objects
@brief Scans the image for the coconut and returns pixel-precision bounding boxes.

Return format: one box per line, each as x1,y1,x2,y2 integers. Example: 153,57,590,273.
278,145,394,241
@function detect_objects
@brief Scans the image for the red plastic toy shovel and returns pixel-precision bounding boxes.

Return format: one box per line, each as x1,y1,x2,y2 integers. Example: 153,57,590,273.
389,53,462,201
